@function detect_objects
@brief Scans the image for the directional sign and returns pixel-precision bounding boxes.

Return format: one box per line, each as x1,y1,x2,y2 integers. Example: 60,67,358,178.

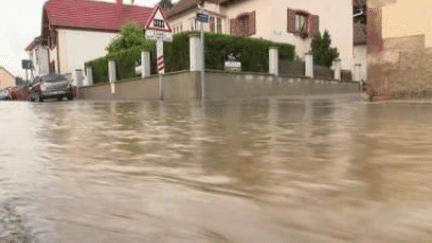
145,5,172,33
196,12,209,23
145,29,173,42
22,60,33,70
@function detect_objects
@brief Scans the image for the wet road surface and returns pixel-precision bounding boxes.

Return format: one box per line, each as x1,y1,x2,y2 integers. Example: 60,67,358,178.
1,96,432,242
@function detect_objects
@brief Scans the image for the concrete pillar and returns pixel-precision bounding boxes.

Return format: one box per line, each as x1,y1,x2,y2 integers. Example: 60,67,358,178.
141,51,151,78
86,66,93,86
73,69,84,87
108,59,116,94
354,63,362,82
305,52,313,78
269,46,279,76
334,58,342,80
189,34,203,71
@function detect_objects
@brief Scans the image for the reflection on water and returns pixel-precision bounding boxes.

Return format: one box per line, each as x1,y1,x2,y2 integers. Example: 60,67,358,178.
1,97,432,242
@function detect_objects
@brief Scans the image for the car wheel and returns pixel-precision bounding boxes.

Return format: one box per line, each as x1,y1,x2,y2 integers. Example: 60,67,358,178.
67,94,73,100
58,96,63,101
36,93,44,102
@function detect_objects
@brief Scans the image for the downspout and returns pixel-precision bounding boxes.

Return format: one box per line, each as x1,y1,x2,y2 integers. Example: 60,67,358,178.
56,28,60,74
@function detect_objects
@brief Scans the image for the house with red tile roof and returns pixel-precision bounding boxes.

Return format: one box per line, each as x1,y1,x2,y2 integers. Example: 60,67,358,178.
26,0,154,78
0,67,16,90
167,0,354,72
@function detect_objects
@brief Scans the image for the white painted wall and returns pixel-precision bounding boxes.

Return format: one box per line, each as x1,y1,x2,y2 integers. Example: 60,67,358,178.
57,29,120,74
28,45,49,77
354,44,367,81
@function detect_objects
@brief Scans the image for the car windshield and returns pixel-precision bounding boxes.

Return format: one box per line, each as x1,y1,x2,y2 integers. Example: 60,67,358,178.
42,75,68,83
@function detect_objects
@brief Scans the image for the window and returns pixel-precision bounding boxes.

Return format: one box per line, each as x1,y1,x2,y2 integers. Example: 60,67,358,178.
230,11,256,37
209,16,221,33
295,13,307,33
191,18,197,31
287,8,319,38
210,16,215,33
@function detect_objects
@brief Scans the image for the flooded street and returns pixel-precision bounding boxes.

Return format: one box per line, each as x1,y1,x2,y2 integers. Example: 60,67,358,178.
1,96,432,242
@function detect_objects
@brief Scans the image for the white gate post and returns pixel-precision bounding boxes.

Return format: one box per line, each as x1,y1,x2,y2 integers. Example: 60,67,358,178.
334,58,342,80
305,52,314,78
269,46,279,76
86,66,93,86
108,59,116,94
141,51,151,78
189,34,202,71
354,63,361,82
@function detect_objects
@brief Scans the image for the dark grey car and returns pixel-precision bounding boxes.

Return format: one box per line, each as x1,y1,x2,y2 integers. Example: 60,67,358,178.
30,74,74,102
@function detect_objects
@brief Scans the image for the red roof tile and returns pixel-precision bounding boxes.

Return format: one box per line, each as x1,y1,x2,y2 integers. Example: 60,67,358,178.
43,0,154,31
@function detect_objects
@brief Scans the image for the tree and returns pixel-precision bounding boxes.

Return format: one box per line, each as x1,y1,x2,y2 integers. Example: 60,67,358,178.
310,30,340,68
158,0,173,9
15,77,25,86
106,22,154,54
354,0,367,26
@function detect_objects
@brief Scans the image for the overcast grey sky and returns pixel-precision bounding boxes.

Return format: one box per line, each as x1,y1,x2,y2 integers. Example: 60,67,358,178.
0,0,179,78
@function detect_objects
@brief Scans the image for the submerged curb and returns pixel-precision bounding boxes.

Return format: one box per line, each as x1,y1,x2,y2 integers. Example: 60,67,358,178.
0,204,33,243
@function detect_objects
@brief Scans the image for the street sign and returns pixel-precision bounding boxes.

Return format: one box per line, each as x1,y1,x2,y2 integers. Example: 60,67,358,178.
196,12,209,23
145,29,173,42
22,60,33,70
145,5,172,32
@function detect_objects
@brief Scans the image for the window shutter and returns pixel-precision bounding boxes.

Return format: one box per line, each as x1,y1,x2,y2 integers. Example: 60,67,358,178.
235,18,242,36
309,15,319,37
248,11,256,36
230,18,236,35
287,8,296,33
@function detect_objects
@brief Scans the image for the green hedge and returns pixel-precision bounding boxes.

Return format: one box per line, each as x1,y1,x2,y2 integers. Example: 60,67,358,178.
86,32,295,84
86,44,157,84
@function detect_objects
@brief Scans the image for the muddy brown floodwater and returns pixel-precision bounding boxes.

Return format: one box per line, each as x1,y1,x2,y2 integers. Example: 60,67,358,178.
1,95,432,242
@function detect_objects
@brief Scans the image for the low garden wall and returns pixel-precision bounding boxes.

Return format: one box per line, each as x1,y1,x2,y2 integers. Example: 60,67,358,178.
78,70,360,101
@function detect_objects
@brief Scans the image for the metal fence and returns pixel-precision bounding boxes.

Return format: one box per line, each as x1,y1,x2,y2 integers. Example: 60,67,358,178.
279,59,305,77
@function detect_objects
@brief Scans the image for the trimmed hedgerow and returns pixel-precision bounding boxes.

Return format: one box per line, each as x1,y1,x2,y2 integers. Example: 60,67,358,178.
85,31,295,84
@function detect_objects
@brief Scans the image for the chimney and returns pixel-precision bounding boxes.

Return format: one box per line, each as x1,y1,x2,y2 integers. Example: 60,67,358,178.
116,0,123,16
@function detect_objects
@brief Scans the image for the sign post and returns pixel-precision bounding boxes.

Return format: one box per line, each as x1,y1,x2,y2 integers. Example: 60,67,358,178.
145,5,172,100
22,60,33,83
196,7,208,102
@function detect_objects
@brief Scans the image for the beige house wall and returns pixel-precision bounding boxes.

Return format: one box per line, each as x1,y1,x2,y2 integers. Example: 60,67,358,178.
382,0,432,47
0,68,15,89
221,0,272,38
383,34,425,50
168,0,353,71
271,0,353,70
170,2,226,34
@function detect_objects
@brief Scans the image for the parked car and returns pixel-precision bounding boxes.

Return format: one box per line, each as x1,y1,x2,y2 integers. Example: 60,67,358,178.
0,86,29,101
9,86,30,101
29,74,74,102
0,88,11,100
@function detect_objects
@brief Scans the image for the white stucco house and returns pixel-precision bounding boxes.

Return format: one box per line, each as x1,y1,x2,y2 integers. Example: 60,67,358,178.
167,0,354,71
27,0,154,79
25,36,50,77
